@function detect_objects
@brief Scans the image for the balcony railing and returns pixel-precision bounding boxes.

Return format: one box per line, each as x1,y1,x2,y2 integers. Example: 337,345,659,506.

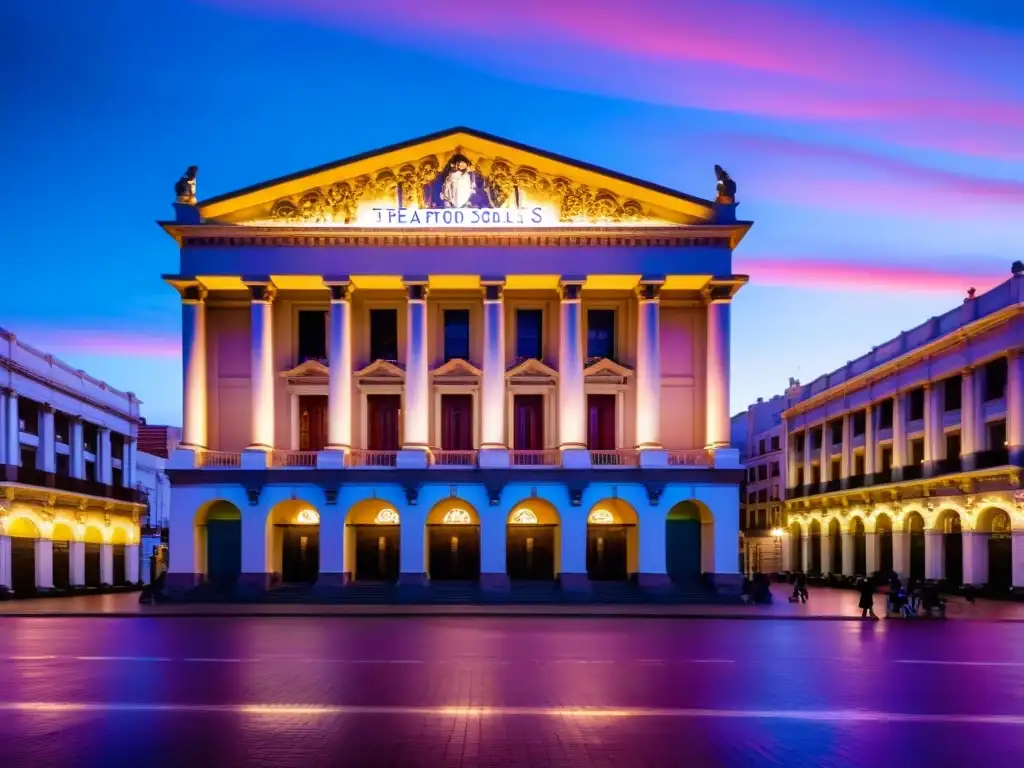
0,464,143,503
846,474,866,489
824,478,841,493
974,448,1011,469
590,449,640,467
270,450,318,468
431,450,478,467
902,464,924,481
666,449,714,467
197,450,242,468
871,468,893,485
510,449,560,467
347,450,398,468
934,457,963,476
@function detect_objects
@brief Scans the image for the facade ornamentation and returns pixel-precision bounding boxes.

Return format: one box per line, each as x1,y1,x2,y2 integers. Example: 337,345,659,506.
714,165,736,203
175,166,198,204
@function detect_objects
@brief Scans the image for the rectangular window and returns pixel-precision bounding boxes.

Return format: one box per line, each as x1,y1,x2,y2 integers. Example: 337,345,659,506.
747,492,756,504
54,413,70,445
880,445,893,471
112,466,123,488
854,453,865,476
516,309,543,359
853,411,866,437
945,431,961,459
56,452,70,477
811,464,821,484
759,438,766,456
297,310,328,363
369,309,399,362
983,358,1008,402
771,435,780,451
910,438,925,465
830,420,842,446
83,423,98,454
757,489,768,503
987,420,1007,450
748,468,756,483
795,432,805,453
909,388,925,421
811,428,822,451
18,397,39,435
796,468,804,487
586,309,615,359
111,433,125,460
944,376,962,412
21,446,37,470
757,464,767,481
84,459,96,482
443,309,470,362
878,399,894,430
770,462,780,478
830,457,841,479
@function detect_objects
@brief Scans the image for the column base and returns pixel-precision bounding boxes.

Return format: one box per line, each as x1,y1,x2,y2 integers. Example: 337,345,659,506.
241,448,270,470
398,571,429,587
479,573,511,592
396,449,429,469
167,446,200,470
478,448,511,469
637,573,672,589
559,448,591,469
638,449,668,468
713,447,741,469
708,573,744,596
558,573,591,592
317,449,347,469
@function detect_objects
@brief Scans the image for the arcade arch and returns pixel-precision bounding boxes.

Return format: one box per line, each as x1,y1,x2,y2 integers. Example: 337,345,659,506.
828,517,842,574
850,517,866,576
788,520,802,571
7,517,40,596
936,508,963,585
586,498,638,581
426,498,480,581
875,513,893,574
977,506,1013,590
905,511,926,581
195,500,242,585
808,519,822,574
51,523,75,590
268,499,321,584
506,499,560,581
345,499,400,582
665,500,713,581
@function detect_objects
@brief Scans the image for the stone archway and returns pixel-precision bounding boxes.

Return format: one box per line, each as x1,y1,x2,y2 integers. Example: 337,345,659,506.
110,528,128,586
665,501,712,582
808,519,822,574
195,500,242,585
906,512,925,581
426,499,480,581
345,499,400,583
83,526,104,588
506,500,559,581
828,518,842,574
268,500,321,584
7,517,40,596
850,517,866,576
586,499,639,581
51,523,75,590
875,513,894,575
978,507,1013,591
936,509,963,585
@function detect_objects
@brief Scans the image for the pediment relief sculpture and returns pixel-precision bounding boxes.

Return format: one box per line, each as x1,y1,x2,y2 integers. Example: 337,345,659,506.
583,358,634,379
354,360,406,379
505,357,559,381
431,358,482,379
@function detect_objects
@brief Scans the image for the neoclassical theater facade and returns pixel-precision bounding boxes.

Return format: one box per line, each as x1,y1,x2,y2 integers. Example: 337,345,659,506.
162,128,750,595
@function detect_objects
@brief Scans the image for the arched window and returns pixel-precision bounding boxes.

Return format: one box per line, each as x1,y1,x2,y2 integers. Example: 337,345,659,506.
443,508,472,525
509,508,538,525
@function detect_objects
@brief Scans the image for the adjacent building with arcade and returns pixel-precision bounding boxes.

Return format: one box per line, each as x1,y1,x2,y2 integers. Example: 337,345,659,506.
161,128,750,597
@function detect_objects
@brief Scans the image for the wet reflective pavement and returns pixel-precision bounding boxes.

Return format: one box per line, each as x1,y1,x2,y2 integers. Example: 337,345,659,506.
1,616,1022,766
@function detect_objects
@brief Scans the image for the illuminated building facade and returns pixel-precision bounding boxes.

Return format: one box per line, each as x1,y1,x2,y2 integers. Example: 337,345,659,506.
0,328,145,596
781,268,1024,589
162,128,750,596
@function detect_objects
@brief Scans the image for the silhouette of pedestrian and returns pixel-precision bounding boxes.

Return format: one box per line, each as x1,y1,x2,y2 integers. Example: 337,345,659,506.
859,576,879,619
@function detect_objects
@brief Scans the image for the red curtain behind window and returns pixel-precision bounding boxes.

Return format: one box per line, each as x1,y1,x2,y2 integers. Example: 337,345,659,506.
441,394,474,450
514,395,545,450
367,395,401,450
299,395,329,451
587,394,616,450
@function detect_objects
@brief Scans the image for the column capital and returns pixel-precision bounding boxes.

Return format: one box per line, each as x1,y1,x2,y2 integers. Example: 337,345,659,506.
636,281,663,301
40,403,56,414
245,282,276,303
326,281,352,302
559,280,585,301
482,281,504,302
176,284,207,304
702,282,735,303
404,281,428,301
0,386,15,397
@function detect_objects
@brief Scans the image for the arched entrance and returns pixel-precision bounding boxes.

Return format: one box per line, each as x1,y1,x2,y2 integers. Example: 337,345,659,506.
586,499,638,581
196,501,242,585
828,518,842,574
345,500,400,582
506,500,559,581
875,514,893,575
906,512,925,581
938,509,963,586
52,523,74,590
809,520,822,574
84,526,103,587
851,518,866,576
269,500,320,584
979,507,1012,591
665,501,712,582
8,517,39,596
111,528,128,586
789,521,802,571
427,499,480,581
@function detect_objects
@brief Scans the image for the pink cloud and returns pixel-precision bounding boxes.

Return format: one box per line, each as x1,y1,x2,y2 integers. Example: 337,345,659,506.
736,257,1007,294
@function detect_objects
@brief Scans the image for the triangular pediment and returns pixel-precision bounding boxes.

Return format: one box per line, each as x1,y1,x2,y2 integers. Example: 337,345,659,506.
280,359,329,378
583,358,634,378
505,357,559,380
196,127,717,228
354,360,405,379
432,358,482,378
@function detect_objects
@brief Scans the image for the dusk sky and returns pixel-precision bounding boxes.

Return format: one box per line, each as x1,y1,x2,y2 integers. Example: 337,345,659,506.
3,0,1022,426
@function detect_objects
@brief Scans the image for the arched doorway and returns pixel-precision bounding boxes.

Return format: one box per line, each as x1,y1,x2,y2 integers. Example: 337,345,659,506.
84,526,103,587
938,509,963,586
506,500,559,581
907,512,925,581
427,499,480,581
828,518,842,574
980,508,1012,591
111,528,128,586
269,500,320,584
809,520,822,574
52,523,74,590
851,518,866,576
875,514,893,575
665,501,712,582
7,517,39,596
196,501,242,585
789,521,802,571
586,499,638,581
345,500,400,582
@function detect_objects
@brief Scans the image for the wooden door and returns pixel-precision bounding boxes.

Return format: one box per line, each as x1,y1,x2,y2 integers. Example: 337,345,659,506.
367,394,401,450
513,395,544,450
587,394,616,450
299,395,329,451
441,394,474,450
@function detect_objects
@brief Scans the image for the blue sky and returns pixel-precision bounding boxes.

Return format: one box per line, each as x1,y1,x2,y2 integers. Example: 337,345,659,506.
1,0,1021,425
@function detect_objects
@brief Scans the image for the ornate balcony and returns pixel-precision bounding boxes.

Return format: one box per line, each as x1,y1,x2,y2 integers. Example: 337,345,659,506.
509,449,560,467
590,449,640,467
347,450,399,468
666,449,714,467
196,450,242,468
270,450,318,468
430,450,478,467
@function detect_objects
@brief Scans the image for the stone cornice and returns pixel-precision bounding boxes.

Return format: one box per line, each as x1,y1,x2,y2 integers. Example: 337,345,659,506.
159,222,751,250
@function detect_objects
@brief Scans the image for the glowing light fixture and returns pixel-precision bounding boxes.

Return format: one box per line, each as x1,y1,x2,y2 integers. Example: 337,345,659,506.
296,509,320,525
588,510,614,525
443,509,472,525
770,527,784,539
510,508,538,525
374,508,400,525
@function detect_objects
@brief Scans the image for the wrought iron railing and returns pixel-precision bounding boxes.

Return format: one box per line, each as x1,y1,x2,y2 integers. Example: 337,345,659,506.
197,450,241,468
509,449,560,467
590,450,639,467
666,449,714,467
347,450,398,468
270,450,318,468
431,450,478,467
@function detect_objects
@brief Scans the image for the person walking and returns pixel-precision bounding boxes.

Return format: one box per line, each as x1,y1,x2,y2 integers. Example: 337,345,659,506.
858,576,879,619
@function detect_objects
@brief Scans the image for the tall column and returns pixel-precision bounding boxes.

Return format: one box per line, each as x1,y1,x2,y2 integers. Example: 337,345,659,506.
821,532,833,574
238,509,270,590
70,418,85,479
35,538,53,590
98,428,112,484
784,419,798,492
840,413,852,482
179,285,208,448
865,533,878,575
923,383,944,471
892,392,907,479
100,543,113,586
400,281,430,467
326,282,353,453
69,540,85,587
248,283,276,451
480,512,508,590
801,534,812,574
705,290,731,448
841,532,853,575
125,544,140,583
924,531,944,580
558,281,587,466
398,506,427,585
892,531,909,580
560,512,589,590
961,532,987,587
1012,532,1024,589
1008,352,1024,466
819,424,829,490
123,437,136,488
780,531,791,571
635,282,662,451
801,430,812,491
315,511,345,587
960,368,978,469
479,281,508,465
0,388,7,468
864,404,876,477
0,536,11,589
38,405,56,473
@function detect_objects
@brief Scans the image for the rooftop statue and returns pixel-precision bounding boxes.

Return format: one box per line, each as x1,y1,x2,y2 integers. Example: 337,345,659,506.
714,164,737,203
175,165,198,204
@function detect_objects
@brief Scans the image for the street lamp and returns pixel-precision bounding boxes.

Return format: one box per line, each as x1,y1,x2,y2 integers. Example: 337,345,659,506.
770,527,784,574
